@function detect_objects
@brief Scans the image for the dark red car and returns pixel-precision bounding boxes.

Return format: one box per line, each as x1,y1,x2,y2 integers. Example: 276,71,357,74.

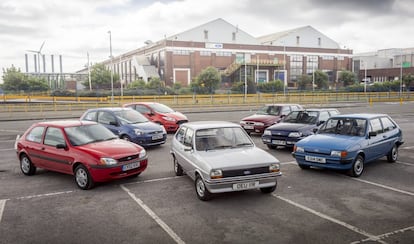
123,102,188,133
15,120,148,190
240,104,303,134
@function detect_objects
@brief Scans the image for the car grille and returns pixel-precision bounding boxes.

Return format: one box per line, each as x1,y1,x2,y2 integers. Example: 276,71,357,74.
222,166,269,177
118,154,140,162
148,130,164,135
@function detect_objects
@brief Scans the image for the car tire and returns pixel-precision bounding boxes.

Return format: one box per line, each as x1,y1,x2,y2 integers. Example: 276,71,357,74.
121,135,131,142
74,165,94,190
348,155,364,177
260,182,277,194
387,144,398,163
195,174,211,201
173,156,183,176
20,154,36,176
267,144,277,149
298,164,310,170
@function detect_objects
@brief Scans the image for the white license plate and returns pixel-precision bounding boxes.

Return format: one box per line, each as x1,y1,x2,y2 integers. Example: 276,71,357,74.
305,155,326,163
243,125,254,130
272,140,286,145
232,181,259,190
122,162,140,171
152,134,163,140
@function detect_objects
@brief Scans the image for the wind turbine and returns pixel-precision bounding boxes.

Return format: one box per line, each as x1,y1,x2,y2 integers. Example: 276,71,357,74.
27,41,45,73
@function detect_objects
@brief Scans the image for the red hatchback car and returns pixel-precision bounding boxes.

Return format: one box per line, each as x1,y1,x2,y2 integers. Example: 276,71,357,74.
123,102,188,133
15,120,148,190
240,103,303,134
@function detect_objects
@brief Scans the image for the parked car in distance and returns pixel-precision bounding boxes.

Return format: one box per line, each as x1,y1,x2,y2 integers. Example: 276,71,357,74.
170,121,282,201
292,113,404,177
123,102,188,133
80,107,167,147
262,108,340,149
240,103,303,134
15,120,148,189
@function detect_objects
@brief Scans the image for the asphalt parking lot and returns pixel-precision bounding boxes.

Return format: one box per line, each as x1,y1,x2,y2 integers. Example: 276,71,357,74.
0,102,413,244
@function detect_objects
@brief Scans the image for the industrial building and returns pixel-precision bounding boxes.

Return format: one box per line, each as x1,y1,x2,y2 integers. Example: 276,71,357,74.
90,18,353,90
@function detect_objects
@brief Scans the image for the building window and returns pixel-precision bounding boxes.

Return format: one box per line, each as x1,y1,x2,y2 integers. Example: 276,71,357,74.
337,56,345,61
173,50,190,55
318,37,321,46
290,55,303,82
200,51,211,56
296,36,300,45
232,32,236,41
204,30,208,40
306,55,318,75
216,51,232,57
322,55,334,60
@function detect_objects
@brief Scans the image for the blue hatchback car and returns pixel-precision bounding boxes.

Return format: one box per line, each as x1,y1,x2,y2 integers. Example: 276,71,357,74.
292,113,404,177
80,107,167,147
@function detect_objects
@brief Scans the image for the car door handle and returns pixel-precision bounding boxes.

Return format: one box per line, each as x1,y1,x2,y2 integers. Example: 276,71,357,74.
41,147,45,150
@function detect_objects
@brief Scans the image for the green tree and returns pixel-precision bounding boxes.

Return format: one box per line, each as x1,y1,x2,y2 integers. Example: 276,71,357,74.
403,74,414,90
339,70,357,87
84,63,119,89
127,79,146,89
2,66,49,92
195,66,221,94
297,74,312,90
314,70,329,89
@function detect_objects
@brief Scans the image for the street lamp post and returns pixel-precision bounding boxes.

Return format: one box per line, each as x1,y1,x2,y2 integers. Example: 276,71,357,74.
400,50,403,95
108,31,114,103
283,43,286,97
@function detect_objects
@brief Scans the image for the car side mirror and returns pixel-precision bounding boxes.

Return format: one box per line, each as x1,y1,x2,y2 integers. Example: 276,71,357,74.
56,144,67,150
313,128,319,133
317,120,325,126
109,121,118,126
368,131,377,138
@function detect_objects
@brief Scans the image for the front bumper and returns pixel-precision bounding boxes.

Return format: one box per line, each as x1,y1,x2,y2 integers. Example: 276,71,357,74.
89,159,148,182
204,172,282,193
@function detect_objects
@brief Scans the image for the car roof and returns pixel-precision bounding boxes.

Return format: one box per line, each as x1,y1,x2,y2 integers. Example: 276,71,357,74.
295,108,338,112
330,113,389,119
34,120,97,128
87,107,133,112
264,103,301,106
124,102,156,106
181,121,240,130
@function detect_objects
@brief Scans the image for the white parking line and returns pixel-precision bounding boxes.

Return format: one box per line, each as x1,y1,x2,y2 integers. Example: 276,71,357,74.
15,190,74,200
351,225,414,244
122,176,182,186
0,199,7,223
280,161,297,165
396,161,414,166
351,178,414,197
0,148,15,152
120,185,185,244
273,194,387,244
401,146,414,150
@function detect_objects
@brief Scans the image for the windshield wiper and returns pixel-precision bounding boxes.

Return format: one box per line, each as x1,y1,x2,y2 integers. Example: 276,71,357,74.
235,143,253,147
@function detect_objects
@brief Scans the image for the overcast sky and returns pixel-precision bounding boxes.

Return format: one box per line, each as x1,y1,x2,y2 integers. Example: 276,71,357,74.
1,0,413,82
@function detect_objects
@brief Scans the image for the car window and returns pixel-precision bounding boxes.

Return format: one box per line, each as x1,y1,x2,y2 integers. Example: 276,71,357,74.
369,118,383,135
26,126,45,143
114,109,149,124
149,103,174,113
175,127,187,144
195,127,253,151
98,111,116,125
65,124,118,146
380,117,396,132
318,111,330,123
44,127,65,147
320,118,366,136
184,128,194,147
135,105,151,114
281,106,291,115
83,111,97,121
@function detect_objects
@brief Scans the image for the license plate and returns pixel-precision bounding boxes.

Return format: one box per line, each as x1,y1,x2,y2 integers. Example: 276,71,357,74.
305,155,326,163
152,133,163,140
272,140,286,145
243,125,254,130
232,181,259,190
122,162,140,171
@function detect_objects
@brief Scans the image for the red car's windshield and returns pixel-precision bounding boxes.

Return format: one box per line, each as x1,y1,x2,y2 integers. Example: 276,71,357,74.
65,124,118,146
148,103,175,113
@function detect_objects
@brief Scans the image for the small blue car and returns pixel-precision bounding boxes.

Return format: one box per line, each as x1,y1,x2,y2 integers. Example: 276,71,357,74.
292,113,404,177
80,107,167,147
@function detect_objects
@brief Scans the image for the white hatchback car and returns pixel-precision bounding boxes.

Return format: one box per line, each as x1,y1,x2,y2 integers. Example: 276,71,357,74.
170,121,282,201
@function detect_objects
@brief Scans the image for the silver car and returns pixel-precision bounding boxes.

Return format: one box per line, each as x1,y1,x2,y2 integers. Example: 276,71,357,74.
170,121,282,201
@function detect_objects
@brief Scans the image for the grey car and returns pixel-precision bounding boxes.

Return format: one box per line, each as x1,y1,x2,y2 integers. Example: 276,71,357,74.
170,121,282,201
